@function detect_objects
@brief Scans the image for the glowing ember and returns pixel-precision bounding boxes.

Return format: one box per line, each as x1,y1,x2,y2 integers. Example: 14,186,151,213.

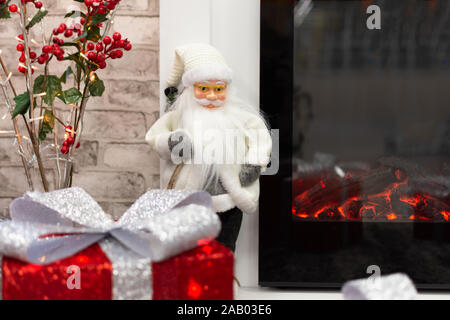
293,167,449,222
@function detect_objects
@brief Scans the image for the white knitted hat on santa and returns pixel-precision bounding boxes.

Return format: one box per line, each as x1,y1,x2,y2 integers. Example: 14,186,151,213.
167,43,233,88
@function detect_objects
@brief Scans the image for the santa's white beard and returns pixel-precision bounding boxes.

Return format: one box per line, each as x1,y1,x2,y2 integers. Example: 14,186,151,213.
174,87,250,190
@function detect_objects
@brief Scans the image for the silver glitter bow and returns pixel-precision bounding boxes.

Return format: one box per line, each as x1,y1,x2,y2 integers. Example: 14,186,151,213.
342,273,418,300
0,187,220,265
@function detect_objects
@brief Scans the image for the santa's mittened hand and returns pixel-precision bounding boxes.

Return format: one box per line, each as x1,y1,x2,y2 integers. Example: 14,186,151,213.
168,130,191,151
168,130,192,161
239,164,261,187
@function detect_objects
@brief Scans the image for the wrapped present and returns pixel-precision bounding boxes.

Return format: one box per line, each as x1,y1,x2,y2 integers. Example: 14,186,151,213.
342,273,417,300
0,188,233,300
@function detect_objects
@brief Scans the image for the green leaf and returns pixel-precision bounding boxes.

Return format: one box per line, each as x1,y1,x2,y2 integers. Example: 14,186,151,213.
57,87,82,104
33,75,62,105
39,109,55,141
86,26,101,42
88,78,105,97
64,53,87,74
60,42,80,48
64,10,86,19
75,64,82,83
90,14,108,26
60,66,74,83
0,0,11,19
39,122,52,141
73,26,100,43
26,10,48,30
45,76,63,104
73,30,88,41
12,92,31,119
0,9,10,19
64,10,76,18
33,75,46,96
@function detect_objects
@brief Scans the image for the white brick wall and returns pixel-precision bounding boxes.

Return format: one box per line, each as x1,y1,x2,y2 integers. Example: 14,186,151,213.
0,0,160,219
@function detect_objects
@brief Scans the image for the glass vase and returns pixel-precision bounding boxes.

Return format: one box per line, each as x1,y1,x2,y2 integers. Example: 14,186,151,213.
28,143,75,193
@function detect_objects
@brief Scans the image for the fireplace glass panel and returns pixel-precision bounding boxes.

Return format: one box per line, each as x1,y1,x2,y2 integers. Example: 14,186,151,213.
292,0,449,224
259,0,450,289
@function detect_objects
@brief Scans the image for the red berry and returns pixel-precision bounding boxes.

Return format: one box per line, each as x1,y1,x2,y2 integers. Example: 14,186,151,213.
87,42,95,51
18,66,26,73
34,1,42,9
61,146,69,154
103,36,111,45
9,4,18,12
124,43,132,51
97,53,105,62
98,6,106,14
76,142,80,149
53,28,59,35
115,50,123,58
66,136,75,145
51,44,59,54
18,34,24,40
16,43,24,52
37,56,46,64
80,17,85,25
87,51,96,60
113,32,121,41
57,54,64,61
99,61,106,69
96,43,103,51
19,54,25,63
64,29,73,37
60,23,67,31
85,0,93,7
30,51,37,59
43,45,52,53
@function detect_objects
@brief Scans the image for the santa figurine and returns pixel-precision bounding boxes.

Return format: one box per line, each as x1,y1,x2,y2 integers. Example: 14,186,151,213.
145,44,272,251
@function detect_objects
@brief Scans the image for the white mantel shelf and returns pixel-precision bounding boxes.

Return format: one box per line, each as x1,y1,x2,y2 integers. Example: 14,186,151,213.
235,286,450,300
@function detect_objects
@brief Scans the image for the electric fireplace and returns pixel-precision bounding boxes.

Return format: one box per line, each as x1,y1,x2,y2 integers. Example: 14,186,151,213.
259,0,450,289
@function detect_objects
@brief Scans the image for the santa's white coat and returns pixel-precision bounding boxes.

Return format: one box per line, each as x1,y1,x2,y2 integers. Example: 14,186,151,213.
145,108,272,214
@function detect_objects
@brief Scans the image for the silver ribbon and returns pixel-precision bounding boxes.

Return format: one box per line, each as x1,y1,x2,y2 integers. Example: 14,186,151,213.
0,187,220,266
99,238,152,300
342,273,418,300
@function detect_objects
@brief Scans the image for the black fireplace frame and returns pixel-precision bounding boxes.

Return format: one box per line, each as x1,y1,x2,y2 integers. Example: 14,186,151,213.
258,0,450,290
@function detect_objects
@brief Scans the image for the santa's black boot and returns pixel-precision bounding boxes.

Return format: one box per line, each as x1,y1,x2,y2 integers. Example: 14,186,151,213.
215,207,243,252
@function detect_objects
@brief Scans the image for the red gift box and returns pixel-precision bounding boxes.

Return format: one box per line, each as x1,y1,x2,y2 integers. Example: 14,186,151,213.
1,240,233,300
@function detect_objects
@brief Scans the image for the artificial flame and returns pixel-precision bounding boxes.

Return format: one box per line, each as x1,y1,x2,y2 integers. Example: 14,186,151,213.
293,170,449,222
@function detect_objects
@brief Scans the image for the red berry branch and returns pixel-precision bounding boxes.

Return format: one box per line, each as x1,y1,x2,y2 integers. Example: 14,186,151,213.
0,0,131,192
84,32,132,70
